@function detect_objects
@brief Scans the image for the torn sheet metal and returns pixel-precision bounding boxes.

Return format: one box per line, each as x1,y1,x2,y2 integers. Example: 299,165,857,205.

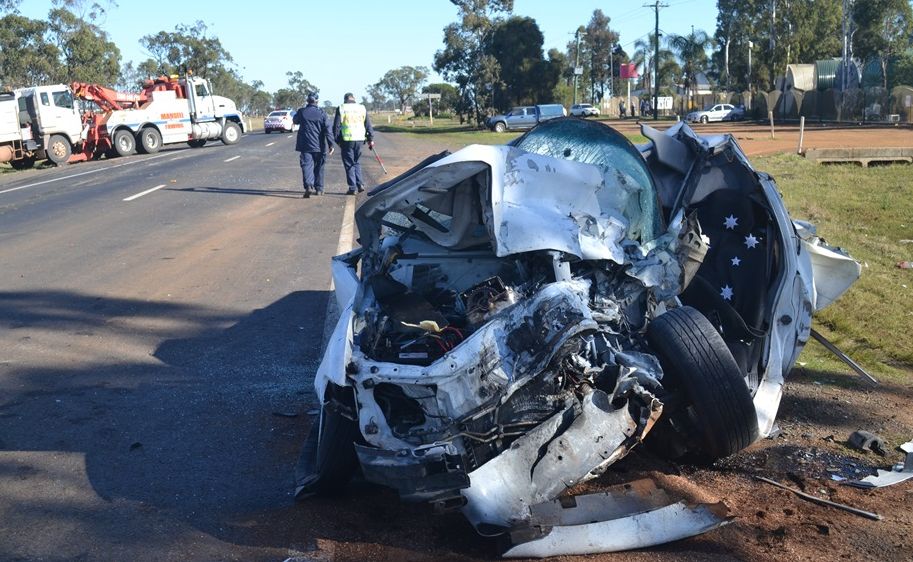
460,386,662,531
845,439,913,489
503,479,731,558
794,220,862,312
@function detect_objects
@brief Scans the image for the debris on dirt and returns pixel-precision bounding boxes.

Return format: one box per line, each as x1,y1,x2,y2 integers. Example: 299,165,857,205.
129,442,143,451
847,430,888,455
755,476,882,521
845,439,913,489
897,261,913,269
272,411,299,418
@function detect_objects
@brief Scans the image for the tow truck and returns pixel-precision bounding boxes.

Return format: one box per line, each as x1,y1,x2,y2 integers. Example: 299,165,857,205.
1,73,246,168
70,72,246,161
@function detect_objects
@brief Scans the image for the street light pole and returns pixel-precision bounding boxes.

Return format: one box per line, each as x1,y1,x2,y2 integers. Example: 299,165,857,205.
573,29,586,106
748,40,753,111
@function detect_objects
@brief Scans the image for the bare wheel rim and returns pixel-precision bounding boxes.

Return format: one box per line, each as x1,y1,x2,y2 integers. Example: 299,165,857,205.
51,141,67,158
225,125,239,142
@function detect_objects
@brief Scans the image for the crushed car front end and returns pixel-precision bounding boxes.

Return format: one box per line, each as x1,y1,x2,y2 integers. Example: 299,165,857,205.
296,118,860,556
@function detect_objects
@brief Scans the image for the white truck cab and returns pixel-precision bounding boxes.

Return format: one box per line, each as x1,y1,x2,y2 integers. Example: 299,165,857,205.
0,85,84,167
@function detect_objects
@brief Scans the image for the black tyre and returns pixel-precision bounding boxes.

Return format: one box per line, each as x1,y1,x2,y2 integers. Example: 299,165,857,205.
646,306,758,461
10,157,35,170
294,404,360,499
46,134,71,165
113,129,135,157
700,115,709,124
137,127,162,154
264,129,271,134
187,139,207,148
220,121,241,145
493,121,507,133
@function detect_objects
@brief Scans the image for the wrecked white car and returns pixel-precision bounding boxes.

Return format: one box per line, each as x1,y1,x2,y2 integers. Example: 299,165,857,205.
296,118,860,556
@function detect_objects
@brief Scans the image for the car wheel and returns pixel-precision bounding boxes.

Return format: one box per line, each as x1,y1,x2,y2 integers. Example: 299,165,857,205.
113,129,135,157
294,397,360,499
137,127,162,154
494,122,507,133
221,121,241,145
700,115,709,124
46,134,71,165
265,129,271,134
645,306,758,461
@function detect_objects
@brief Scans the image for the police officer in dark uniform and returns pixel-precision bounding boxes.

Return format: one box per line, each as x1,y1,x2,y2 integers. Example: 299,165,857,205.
292,92,334,198
333,93,375,195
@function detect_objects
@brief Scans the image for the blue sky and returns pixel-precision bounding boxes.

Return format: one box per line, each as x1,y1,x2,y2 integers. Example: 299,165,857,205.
20,0,717,102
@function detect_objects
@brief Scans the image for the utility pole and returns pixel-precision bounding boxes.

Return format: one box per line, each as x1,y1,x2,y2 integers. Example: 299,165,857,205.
609,42,614,99
573,29,586,105
644,1,668,120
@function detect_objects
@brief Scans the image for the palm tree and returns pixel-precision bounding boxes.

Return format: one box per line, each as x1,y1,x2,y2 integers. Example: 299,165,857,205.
632,33,679,98
668,29,713,109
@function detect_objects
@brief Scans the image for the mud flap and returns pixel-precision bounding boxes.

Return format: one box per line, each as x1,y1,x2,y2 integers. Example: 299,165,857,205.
503,479,731,558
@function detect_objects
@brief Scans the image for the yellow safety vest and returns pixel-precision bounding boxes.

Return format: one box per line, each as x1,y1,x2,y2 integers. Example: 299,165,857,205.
338,103,367,141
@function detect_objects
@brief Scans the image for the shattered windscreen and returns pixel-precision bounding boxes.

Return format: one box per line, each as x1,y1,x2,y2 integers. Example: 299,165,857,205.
513,119,662,243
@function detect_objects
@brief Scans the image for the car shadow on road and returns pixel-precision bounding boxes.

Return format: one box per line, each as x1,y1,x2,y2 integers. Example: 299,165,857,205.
168,186,305,198
0,288,419,558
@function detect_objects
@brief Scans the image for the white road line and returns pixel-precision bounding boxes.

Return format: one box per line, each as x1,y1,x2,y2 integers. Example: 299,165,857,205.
265,142,275,147
123,184,167,202
321,196,358,351
335,196,357,257
0,152,174,196
286,135,293,139
224,155,241,162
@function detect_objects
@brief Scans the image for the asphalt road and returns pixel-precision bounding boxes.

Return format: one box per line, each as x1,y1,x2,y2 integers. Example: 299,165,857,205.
0,132,376,561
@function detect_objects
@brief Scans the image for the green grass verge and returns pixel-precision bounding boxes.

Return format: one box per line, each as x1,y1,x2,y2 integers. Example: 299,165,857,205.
375,116,647,146
754,154,913,381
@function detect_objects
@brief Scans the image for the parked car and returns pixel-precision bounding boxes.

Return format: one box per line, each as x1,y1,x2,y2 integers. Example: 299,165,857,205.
296,118,860,557
685,103,745,123
487,104,566,132
570,103,600,117
264,109,298,133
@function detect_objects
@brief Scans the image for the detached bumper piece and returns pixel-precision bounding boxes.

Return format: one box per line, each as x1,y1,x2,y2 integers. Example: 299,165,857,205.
503,479,732,558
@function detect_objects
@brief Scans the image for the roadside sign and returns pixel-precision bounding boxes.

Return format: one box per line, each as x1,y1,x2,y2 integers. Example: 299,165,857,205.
421,93,442,100
657,96,673,110
574,67,584,76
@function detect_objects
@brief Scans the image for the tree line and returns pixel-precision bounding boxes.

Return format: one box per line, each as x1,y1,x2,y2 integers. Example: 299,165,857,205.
0,0,321,116
422,0,913,125
3,0,911,123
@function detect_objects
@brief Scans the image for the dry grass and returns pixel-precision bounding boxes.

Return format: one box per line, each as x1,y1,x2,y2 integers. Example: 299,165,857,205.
756,154,913,381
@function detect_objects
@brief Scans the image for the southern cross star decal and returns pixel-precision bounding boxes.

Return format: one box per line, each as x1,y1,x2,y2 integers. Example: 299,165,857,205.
744,234,759,249
724,214,739,230
731,256,742,267
721,285,734,301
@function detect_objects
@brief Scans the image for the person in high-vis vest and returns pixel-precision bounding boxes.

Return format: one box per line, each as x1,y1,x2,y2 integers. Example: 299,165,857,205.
332,93,375,195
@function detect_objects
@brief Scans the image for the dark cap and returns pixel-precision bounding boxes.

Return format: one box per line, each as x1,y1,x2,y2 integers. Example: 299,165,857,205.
344,92,355,102
307,92,319,103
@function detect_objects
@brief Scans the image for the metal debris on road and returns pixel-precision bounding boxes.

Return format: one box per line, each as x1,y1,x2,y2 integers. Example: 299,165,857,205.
754,476,882,521
845,439,913,489
847,430,888,455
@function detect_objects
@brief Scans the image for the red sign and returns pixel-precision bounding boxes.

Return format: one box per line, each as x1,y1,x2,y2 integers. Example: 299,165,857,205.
619,63,639,79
